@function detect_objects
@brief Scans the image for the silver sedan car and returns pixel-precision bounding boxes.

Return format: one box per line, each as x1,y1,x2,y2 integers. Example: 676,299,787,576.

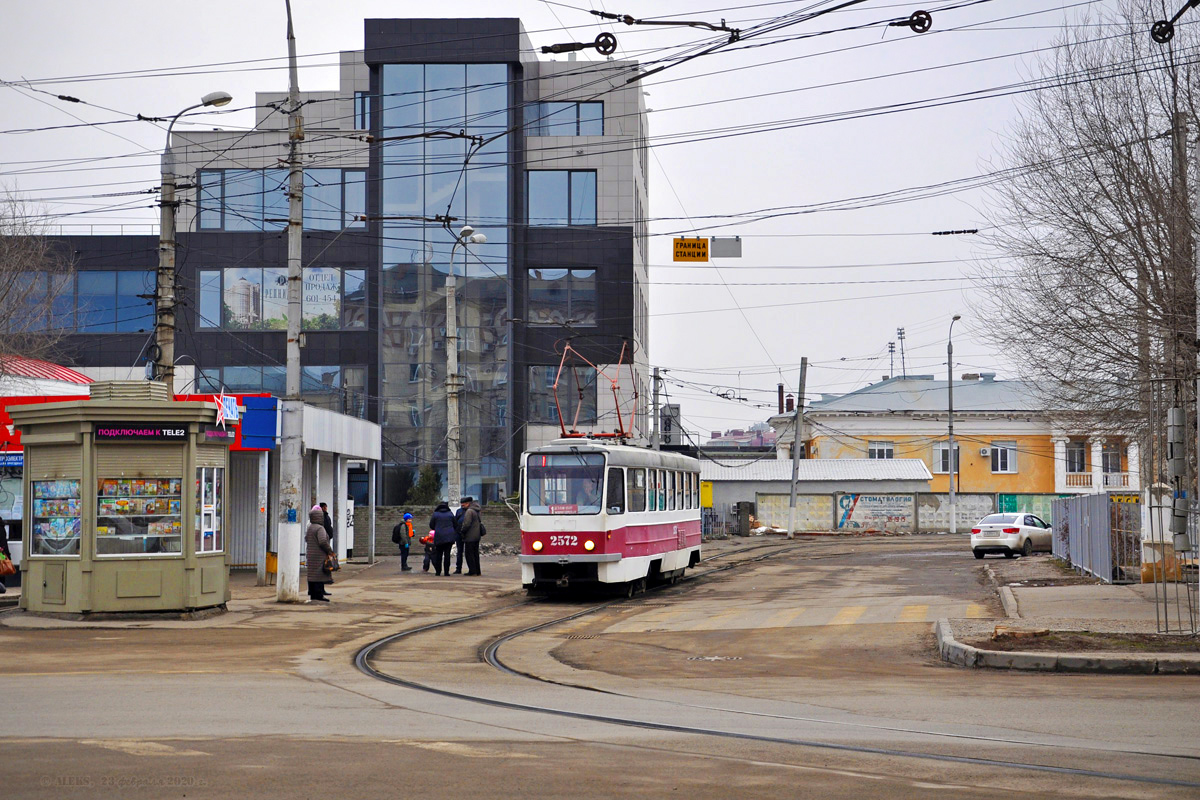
970,512,1052,559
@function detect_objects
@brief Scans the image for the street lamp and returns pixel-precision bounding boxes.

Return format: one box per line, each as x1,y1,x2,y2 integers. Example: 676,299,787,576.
948,314,962,534
445,225,487,505
156,91,233,395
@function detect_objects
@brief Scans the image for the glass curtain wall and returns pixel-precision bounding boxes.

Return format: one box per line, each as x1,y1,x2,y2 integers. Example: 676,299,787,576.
379,62,511,503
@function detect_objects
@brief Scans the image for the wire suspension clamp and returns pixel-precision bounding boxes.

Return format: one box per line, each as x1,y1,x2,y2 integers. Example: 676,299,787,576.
889,10,932,34
1152,0,1200,43
542,32,619,56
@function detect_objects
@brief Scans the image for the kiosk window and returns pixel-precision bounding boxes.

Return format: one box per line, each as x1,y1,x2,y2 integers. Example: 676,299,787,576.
96,478,183,556
31,479,80,556
196,468,224,553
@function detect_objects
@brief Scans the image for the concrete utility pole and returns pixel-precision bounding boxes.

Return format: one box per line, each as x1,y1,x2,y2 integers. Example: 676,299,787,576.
651,366,661,450
156,92,232,393
786,357,808,540
446,225,486,505
276,0,305,603
947,315,961,535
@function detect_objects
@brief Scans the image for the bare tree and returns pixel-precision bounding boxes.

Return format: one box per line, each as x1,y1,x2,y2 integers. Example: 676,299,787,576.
0,194,75,371
974,3,1199,486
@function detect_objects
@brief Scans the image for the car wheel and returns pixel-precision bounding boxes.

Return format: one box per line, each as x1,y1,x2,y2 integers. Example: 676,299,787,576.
1022,538,1034,557
973,550,985,559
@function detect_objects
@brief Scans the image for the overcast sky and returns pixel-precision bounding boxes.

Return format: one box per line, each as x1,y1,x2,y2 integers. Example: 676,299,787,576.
0,0,1135,439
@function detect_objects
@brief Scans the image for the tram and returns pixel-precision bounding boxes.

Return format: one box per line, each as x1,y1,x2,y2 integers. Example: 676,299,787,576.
519,439,702,594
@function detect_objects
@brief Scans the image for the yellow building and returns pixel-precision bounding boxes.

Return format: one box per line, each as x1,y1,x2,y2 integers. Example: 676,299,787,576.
770,374,1138,502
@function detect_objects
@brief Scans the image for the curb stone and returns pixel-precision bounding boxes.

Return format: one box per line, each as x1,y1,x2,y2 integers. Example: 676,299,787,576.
982,565,1020,618
934,618,1200,674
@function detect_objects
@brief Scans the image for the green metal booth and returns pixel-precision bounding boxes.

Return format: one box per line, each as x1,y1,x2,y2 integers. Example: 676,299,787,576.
12,382,231,614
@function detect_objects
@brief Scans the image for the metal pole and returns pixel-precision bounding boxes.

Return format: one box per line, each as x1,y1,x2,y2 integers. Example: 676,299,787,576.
368,459,376,565
446,235,463,506
276,0,306,603
786,357,808,540
948,315,960,535
651,366,661,451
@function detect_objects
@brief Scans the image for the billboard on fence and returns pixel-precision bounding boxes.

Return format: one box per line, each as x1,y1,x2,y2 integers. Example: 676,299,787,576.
755,493,833,530
836,494,915,531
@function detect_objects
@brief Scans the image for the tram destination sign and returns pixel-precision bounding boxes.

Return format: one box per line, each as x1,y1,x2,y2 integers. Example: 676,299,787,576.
94,424,188,442
673,237,709,262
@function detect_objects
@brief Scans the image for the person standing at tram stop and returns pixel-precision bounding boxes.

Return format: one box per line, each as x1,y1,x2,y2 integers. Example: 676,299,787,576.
453,497,471,574
458,498,483,576
319,502,335,550
428,500,460,577
306,505,335,602
391,512,415,571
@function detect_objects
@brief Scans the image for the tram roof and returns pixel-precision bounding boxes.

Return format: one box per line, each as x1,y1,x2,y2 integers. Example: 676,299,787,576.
526,439,699,468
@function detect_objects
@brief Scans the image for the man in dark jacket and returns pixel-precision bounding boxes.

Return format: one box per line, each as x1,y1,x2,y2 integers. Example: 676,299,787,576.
459,499,483,576
452,497,472,574
428,501,460,577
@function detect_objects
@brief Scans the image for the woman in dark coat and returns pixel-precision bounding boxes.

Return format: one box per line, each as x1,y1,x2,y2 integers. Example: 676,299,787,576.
306,506,334,601
428,501,460,577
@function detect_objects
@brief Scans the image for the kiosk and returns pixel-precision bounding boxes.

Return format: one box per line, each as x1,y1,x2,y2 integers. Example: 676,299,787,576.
12,381,231,614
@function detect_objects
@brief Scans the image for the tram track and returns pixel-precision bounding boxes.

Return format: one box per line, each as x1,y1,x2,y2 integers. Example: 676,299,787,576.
353,543,1200,791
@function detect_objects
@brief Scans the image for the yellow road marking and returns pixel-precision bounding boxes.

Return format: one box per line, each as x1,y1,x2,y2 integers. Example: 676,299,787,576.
898,604,929,623
693,607,749,631
828,605,867,626
965,603,991,619
757,607,807,629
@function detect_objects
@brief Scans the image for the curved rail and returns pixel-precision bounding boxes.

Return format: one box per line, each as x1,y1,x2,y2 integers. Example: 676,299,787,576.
353,547,1200,790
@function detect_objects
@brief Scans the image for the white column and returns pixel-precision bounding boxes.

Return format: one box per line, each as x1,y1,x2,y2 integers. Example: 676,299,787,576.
1090,438,1104,493
1052,437,1067,494
1126,440,1140,490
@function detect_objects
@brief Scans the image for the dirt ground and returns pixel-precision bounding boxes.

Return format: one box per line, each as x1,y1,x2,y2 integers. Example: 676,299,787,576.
986,552,1100,587
965,630,1200,653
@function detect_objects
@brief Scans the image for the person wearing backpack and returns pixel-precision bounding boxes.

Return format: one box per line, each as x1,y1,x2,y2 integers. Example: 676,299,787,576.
391,512,415,571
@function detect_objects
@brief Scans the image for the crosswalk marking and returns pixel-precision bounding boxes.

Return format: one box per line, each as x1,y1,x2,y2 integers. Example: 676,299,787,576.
965,603,991,619
757,607,807,629
828,605,867,625
898,604,929,623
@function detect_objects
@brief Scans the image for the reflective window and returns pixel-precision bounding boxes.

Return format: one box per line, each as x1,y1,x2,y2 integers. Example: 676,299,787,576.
527,366,597,424
527,170,596,226
69,270,154,333
195,365,364,417
199,268,364,331
606,468,625,515
528,268,596,327
197,169,365,231
354,91,371,130
528,101,604,136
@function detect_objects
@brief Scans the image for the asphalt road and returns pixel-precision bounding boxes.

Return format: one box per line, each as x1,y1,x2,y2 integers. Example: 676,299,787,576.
4,536,1198,799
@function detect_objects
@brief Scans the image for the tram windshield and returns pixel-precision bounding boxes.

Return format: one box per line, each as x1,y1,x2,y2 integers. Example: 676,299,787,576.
526,453,605,515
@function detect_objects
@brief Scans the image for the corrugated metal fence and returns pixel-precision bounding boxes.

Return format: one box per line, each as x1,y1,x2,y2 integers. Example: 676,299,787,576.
1051,493,1141,584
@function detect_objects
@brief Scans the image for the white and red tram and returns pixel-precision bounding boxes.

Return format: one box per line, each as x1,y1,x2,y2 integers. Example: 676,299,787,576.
519,439,702,592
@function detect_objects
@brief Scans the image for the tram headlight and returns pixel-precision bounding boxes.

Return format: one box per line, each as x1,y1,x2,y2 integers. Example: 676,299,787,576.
532,540,543,552
584,539,595,551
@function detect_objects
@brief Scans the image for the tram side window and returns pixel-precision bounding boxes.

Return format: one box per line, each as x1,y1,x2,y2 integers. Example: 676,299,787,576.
684,473,692,510
658,470,667,511
692,473,700,508
667,471,675,511
628,468,646,512
606,468,625,515
676,471,684,509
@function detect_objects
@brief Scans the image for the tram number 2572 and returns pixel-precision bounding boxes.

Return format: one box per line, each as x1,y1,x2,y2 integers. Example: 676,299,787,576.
549,535,578,547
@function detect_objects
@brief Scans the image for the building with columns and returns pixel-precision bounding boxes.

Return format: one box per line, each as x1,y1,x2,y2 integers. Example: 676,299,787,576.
769,374,1140,497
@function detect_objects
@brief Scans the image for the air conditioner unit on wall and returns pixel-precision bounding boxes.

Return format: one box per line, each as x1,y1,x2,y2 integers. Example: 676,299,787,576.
979,448,990,456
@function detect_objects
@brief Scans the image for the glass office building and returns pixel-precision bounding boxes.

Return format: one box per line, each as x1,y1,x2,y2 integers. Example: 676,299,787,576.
50,18,651,504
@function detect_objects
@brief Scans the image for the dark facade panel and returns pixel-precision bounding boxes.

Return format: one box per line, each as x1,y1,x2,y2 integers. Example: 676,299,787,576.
364,18,523,64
